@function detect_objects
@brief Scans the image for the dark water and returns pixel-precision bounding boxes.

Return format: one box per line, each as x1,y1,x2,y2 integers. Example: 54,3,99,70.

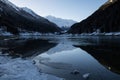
0,36,120,80
0,37,57,58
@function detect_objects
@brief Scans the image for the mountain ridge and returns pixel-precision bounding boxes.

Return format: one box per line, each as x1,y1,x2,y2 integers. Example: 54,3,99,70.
0,0,61,35
68,0,120,34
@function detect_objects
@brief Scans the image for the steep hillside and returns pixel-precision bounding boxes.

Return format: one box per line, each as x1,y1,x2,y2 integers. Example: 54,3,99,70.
68,0,120,34
0,0,61,34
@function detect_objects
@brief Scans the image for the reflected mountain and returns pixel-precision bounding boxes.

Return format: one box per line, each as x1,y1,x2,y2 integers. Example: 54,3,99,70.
73,36,120,74
34,41,120,80
0,39,57,58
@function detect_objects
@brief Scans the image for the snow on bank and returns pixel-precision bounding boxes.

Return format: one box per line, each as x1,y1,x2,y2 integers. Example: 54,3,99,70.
104,32,120,36
0,54,63,80
0,32,13,36
75,32,120,36
19,32,42,36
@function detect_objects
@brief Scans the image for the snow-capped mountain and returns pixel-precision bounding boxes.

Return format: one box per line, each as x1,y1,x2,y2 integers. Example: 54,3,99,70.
22,7,39,19
0,0,61,35
46,15,77,29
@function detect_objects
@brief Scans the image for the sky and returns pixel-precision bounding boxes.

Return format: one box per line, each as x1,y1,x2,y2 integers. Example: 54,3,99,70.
9,0,107,21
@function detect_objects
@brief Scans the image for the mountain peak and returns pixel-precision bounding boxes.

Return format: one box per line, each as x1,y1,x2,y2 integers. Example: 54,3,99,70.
21,7,39,18
46,15,77,22
46,15,77,28
108,0,117,3
0,0,19,11
99,0,118,10
109,0,113,2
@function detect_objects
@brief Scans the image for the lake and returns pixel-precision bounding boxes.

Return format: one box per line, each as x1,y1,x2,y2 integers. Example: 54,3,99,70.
0,35,120,80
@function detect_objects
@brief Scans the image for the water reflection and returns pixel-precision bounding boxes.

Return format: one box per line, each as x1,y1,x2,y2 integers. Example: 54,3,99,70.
0,36,120,80
71,36,120,74
0,38,57,58
34,37,120,80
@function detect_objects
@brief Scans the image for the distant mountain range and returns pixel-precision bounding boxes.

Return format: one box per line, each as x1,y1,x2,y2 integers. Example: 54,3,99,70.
46,15,77,30
0,0,61,35
68,0,120,34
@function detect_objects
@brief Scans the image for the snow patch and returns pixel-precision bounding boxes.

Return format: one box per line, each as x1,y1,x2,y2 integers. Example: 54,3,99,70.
0,54,63,80
83,73,90,79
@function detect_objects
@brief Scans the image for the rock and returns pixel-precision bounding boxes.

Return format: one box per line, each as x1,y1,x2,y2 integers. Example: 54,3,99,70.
70,70,80,75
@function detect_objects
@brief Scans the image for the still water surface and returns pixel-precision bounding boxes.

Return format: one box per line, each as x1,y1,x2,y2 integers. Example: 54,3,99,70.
0,36,120,80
